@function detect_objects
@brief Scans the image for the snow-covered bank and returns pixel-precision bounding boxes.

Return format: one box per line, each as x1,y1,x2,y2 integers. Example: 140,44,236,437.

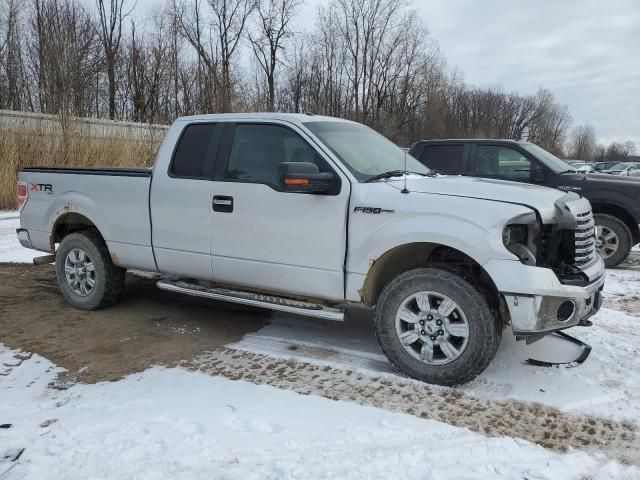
1,345,636,480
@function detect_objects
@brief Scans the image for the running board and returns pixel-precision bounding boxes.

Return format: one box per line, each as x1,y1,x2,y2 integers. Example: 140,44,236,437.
156,280,345,321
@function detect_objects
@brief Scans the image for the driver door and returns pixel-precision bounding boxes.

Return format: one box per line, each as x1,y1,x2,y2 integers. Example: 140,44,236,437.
209,122,350,300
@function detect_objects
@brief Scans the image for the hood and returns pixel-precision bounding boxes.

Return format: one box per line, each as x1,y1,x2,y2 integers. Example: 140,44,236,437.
386,175,568,221
561,171,640,185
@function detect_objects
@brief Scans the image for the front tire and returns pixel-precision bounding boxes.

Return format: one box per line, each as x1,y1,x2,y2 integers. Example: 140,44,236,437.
594,213,632,268
55,231,125,310
374,268,501,386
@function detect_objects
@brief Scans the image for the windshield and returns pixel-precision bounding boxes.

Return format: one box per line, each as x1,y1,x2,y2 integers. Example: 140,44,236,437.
304,121,430,181
520,143,576,173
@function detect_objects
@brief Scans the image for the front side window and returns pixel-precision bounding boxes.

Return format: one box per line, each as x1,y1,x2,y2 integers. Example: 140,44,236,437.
304,121,429,181
225,124,332,190
171,123,218,178
475,145,540,181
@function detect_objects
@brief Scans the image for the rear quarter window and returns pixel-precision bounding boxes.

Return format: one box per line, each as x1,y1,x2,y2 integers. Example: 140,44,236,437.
420,145,465,174
170,123,218,179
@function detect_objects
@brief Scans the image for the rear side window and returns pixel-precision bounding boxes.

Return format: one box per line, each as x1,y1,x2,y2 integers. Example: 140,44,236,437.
171,123,218,178
420,145,465,174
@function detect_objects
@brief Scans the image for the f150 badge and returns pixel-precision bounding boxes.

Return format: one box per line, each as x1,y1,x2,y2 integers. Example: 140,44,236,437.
558,185,581,192
31,183,53,193
353,206,394,214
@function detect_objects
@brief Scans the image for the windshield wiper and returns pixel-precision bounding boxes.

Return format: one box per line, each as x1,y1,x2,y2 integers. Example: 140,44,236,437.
364,170,430,183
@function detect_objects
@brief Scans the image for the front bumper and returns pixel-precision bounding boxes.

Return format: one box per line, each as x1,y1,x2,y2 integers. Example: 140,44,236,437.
485,255,605,335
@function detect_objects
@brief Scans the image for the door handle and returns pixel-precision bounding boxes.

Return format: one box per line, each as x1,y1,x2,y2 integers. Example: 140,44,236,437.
212,195,233,213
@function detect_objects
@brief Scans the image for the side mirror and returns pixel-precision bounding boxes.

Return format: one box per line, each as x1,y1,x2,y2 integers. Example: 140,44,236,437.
531,167,545,183
279,162,334,194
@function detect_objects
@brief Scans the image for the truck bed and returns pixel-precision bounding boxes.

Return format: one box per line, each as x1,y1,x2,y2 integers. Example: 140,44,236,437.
18,166,155,271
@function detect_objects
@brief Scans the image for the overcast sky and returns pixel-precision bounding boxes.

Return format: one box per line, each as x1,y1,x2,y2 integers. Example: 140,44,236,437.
297,0,639,149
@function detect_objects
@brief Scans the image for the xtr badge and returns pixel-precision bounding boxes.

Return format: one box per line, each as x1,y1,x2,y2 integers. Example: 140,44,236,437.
30,183,53,193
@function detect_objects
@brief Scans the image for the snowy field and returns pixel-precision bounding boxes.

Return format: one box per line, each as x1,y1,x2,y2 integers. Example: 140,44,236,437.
1,212,639,479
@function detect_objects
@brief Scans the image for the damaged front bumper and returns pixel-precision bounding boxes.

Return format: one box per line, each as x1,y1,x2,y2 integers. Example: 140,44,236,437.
485,255,605,337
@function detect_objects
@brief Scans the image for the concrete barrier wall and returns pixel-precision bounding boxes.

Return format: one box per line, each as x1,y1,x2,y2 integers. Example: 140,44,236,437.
0,109,169,140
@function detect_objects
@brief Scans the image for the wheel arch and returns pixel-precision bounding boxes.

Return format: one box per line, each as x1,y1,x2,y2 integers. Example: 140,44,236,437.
51,212,105,248
360,242,502,316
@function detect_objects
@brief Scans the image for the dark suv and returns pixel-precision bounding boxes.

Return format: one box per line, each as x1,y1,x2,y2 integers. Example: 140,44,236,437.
409,139,640,267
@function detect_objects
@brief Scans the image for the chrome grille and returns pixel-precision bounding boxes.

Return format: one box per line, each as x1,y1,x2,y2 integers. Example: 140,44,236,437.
574,210,596,267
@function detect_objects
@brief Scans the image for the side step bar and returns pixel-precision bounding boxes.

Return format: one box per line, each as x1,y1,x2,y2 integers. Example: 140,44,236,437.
157,280,345,321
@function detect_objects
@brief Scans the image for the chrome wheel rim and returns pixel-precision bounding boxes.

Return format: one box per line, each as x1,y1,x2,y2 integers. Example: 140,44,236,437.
595,225,619,260
64,248,96,296
395,291,470,365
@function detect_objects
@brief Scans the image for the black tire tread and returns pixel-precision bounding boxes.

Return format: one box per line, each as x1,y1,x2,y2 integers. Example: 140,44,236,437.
593,213,632,268
55,230,125,310
374,267,501,386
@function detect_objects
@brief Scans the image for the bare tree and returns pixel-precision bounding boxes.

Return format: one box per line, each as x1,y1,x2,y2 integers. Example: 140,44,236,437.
174,0,219,111
96,0,134,119
248,0,300,111
209,0,256,111
31,0,101,125
606,141,637,162
569,124,597,160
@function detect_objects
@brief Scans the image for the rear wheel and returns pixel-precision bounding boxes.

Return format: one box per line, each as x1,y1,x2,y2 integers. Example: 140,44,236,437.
374,268,501,386
55,231,125,310
594,213,632,268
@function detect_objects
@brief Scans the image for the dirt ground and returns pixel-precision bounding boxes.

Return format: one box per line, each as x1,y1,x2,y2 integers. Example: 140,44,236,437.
0,263,638,465
0,263,267,384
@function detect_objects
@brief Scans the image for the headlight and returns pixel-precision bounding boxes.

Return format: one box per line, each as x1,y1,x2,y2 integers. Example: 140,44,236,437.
503,212,539,266
502,225,527,246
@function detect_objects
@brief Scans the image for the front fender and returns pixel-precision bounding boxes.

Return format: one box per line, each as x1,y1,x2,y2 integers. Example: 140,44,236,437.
347,201,530,276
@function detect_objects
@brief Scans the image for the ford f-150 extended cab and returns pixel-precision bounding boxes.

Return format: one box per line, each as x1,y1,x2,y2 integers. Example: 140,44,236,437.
16,114,604,385
409,139,640,268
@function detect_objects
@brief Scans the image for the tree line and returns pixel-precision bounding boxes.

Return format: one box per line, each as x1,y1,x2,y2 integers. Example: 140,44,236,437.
0,0,632,158
568,124,637,163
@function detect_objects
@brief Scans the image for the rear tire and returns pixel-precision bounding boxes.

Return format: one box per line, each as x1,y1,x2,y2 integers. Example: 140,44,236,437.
55,231,125,310
374,268,501,386
594,213,632,268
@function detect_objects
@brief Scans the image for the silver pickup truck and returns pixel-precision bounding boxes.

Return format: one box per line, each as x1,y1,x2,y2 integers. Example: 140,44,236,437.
16,113,605,385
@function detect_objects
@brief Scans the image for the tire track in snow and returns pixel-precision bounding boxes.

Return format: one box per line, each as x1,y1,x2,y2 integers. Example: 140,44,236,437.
185,347,639,466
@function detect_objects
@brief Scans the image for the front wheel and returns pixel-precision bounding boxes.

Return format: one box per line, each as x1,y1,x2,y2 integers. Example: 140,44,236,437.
594,213,632,268
55,231,125,310
374,268,501,386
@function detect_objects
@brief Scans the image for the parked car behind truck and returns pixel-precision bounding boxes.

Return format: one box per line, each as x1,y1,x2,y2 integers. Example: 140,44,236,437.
410,139,640,267
17,114,604,385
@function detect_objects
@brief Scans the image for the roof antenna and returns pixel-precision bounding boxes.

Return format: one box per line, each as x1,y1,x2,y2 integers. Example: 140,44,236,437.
401,147,409,194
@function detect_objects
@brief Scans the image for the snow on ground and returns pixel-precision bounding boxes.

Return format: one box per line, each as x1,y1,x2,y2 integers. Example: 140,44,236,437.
0,214,36,263
229,304,640,423
1,345,637,480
